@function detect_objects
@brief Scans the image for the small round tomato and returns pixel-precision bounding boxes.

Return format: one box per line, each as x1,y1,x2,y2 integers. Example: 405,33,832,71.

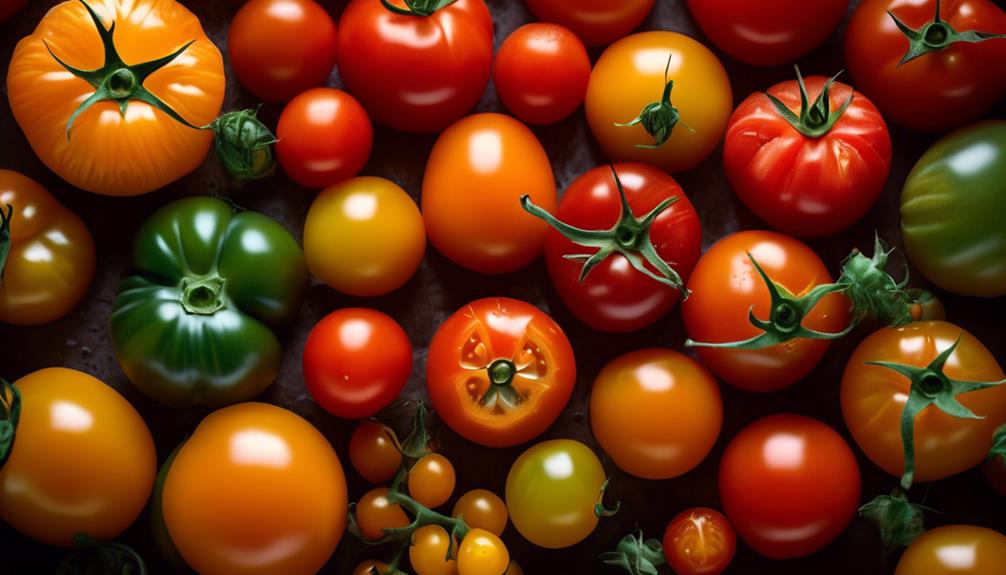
662,508,736,575
163,403,347,575
494,23,591,125
408,453,456,509
304,176,425,296
422,113,556,274
525,0,655,46
303,308,412,419
354,560,391,575
458,529,510,575
0,368,156,547
585,31,733,173
590,349,722,479
349,420,403,484
357,487,410,541
410,524,458,575
719,414,861,559
505,562,523,575
276,88,373,189
453,489,508,536
682,230,850,392
426,298,575,447
896,525,1006,575
228,0,338,102
506,439,607,549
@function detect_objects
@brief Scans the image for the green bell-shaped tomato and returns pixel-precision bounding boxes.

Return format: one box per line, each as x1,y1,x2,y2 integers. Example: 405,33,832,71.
111,197,307,407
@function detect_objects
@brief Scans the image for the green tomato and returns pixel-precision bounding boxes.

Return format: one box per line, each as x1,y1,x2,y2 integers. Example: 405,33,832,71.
505,439,607,549
901,121,1006,297
111,197,307,407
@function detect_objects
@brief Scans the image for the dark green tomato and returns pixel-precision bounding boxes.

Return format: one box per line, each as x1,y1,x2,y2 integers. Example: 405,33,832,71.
111,197,307,407
901,121,1006,297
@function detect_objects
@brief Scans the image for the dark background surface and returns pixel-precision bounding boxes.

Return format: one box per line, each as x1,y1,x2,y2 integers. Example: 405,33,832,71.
1,0,1004,573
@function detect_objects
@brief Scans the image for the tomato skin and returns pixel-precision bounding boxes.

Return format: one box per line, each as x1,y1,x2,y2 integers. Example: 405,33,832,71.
524,0,655,46
494,23,591,125
682,231,850,391
544,163,701,333
457,529,510,575
408,453,457,509
845,0,1006,132
303,308,412,419
452,489,509,536
718,414,861,559
357,487,410,541
895,525,1006,575
337,0,493,133
662,508,736,575
228,0,338,103
724,76,891,237
422,113,556,275
354,560,391,575
590,349,722,479
984,456,1006,496
0,368,156,548
349,420,403,484
410,525,459,575
841,321,1006,482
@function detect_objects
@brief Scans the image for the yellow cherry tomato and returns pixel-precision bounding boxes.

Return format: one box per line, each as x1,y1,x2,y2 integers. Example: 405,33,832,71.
452,489,508,536
408,453,457,509
458,528,510,575
505,562,523,575
304,176,425,296
410,524,458,575
896,525,1006,575
0,368,156,547
356,487,411,541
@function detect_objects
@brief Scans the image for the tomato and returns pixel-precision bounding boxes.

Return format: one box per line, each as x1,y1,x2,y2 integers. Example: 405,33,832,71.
458,529,510,575
163,403,347,575
841,321,1006,483
422,113,556,274
0,170,95,325
585,31,732,174
303,308,412,419
718,414,861,559
493,23,591,125
357,487,410,541
426,298,575,447
723,71,892,237
0,368,155,547
901,121,1006,297
453,489,508,536
662,508,736,575
524,0,655,46
845,0,1006,132
408,453,456,509
896,525,1006,575
590,349,722,479
228,0,338,102
349,420,403,484
354,560,391,575
505,439,608,549
410,524,458,575
687,0,848,66
7,0,225,195
337,0,492,133
276,88,373,189
505,562,523,575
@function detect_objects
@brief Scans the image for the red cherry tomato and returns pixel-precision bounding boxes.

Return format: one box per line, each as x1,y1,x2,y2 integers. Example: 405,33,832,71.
524,0,655,46
349,420,402,484
662,508,736,575
719,414,861,559
303,308,412,419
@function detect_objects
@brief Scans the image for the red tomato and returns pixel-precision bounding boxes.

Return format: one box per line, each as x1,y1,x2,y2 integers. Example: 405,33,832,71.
687,0,848,66
276,88,373,189
719,414,861,559
337,0,493,133
724,72,891,237
524,0,655,46
494,23,591,125
228,0,338,102
303,308,412,419
845,0,1006,132
426,298,575,447
662,508,736,575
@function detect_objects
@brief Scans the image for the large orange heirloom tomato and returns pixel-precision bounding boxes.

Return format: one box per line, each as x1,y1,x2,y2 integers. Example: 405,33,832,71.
7,0,226,196
0,170,95,325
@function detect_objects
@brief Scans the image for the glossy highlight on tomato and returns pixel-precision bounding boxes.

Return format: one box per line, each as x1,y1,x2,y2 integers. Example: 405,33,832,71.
453,489,508,536
525,0,655,46
895,525,1006,575
662,508,736,575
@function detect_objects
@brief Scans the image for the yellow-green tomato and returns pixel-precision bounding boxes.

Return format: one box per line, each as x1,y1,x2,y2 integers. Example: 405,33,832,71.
304,176,425,296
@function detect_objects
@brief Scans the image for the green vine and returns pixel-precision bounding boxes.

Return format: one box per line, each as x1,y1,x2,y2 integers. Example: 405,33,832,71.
0,205,13,281
0,379,21,469
615,54,691,149
600,531,665,575
889,0,1006,66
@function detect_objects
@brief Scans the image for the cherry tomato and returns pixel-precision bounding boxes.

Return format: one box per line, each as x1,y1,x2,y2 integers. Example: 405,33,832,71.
585,31,733,173
338,0,493,133
719,414,861,559
524,0,655,46
408,453,457,509
410,524,458,575
845,0,1006,132
303,308,412,419
0,368,156,547
984,454,1006,496
228,0,338,102
896,525,1006,575
453,489,508,536
422,113,556,274
349,420,403,484
458,528,510,575
590,349,722,479
357,487,410,541
682,231,850,392
354,560,391,575
304,177,425,296
662,508,736,575
163,402,347,575
276,88,373,189
505,562,523,575
493,23,591,125
426,298,575,447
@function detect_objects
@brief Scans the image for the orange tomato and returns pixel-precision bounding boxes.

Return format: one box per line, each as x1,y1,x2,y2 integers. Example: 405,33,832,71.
349,420,403,484
452,489,508,536
356,487,410,541
410,524,459,575
408,453,456,509
896,525,1006,575
457,528,510,575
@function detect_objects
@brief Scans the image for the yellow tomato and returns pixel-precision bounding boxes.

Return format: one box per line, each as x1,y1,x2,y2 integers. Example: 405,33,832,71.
0,368,156,547
0,170,95,325
410,524,459,575
896,525,1006,575
457,528,510,575
585,31,732,173
452,489,508,536
304,176,425,296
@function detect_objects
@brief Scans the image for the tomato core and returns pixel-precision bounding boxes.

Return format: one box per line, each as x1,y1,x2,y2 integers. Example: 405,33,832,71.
179,277,225,315
108,68,136,98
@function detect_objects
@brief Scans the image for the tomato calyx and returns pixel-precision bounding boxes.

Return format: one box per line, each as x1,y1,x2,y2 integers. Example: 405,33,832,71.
209,108,278,180
0,204,12,280
888,0,1006,66
599,530,665,575
595,477,621,518
481,359,522,410
859,488,927,549
765,66,853,139
0,378,21,469
179,277,227,315
987,424,1006,466
56,534,147,575
380,0,457,17
521,166,689,295
614,54,692,149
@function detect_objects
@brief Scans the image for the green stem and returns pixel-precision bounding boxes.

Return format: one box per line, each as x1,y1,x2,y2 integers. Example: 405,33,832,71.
614,53,691,148
764,65,852,139
380,0,457,16
0,204,12,280
888,0,1006,66
480,359,522,410
179,277,226,315
0,379,21,469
